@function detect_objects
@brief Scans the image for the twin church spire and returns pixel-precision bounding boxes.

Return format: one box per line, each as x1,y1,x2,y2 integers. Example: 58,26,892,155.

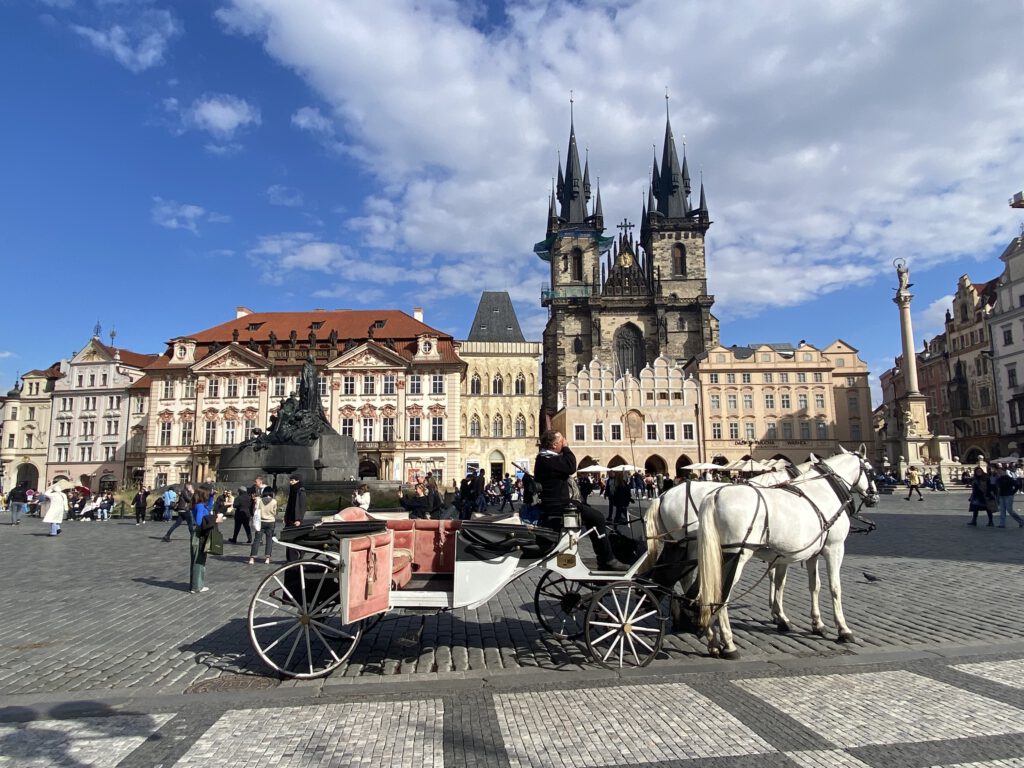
547,99,707,236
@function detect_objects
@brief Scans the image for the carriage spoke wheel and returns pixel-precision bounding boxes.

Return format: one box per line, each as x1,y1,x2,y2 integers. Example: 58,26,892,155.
248,560,363,679
585,581,665,668
534,571,596,639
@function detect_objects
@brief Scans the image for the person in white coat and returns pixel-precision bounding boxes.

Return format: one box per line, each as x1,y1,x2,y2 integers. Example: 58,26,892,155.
40,485,69,536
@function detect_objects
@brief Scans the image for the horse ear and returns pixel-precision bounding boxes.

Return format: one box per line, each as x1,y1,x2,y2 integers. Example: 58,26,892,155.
838,444,849,454
858,443,867,458
809,452,820,463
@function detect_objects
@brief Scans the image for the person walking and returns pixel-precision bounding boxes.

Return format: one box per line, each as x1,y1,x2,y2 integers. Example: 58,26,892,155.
498,473,516,513
905,466,924,501
967,467,996,526
6,481,30,526
249,486,278,565
41,484,69,536
229,486,253,545
995,467,1024,527
284,473,306,561
132,487,150,526
610,471,632,525
163,483,194,541
189,488,222,594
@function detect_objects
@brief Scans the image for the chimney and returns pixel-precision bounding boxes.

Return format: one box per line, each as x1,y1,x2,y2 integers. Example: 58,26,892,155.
236,306,253,319
413,307,423,323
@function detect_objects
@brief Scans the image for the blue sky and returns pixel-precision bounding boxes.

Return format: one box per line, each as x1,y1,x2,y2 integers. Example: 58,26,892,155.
3,1,1023,404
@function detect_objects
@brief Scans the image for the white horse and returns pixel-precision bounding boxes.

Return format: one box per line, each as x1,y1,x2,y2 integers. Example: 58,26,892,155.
640,460,813,629
696,448,878,659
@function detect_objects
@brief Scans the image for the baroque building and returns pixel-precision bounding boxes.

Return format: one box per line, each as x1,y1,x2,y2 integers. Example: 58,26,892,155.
686,341,872,466
988,235,1024,456
552,356,700,477
46,335,156,492
535,108,718,419
139,308,465,488
458,292,542,479
0,362,63,491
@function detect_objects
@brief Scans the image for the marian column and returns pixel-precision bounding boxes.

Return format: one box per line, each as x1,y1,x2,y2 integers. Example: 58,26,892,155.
889,259,954,477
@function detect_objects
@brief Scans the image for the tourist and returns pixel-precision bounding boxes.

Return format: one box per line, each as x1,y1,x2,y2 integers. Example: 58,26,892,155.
398,483,431,519
6,481,30,526
230,486,249,530
40,484,68,536
249,486,278,565
534,429,627,571
995,467,1024,528
229,486,253,545
351,483,371,509
132,486,150,526
473,468,487,513
498,473,516,512
284,473,306,561
905,466,923,501
609,471,632,525
189,488,222,594
163,483,195,541
967,467,995,527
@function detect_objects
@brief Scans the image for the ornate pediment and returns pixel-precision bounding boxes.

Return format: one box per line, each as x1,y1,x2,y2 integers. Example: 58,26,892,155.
381,404,397,418
359,403,377,418
406,404,424,417
427,404,447,417
329,342,407,370
339,405,357,417
194,343,268,373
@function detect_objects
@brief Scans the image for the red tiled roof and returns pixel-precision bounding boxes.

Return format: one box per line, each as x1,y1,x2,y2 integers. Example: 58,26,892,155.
98,342,159,370
128,374,153,391
24,362,64,379
147,309,463,371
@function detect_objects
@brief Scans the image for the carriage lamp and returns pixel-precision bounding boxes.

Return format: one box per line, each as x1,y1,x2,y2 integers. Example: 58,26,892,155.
562,510,580,529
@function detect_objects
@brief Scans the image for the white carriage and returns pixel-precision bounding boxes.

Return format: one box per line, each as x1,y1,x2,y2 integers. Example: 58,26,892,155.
247,507,664,679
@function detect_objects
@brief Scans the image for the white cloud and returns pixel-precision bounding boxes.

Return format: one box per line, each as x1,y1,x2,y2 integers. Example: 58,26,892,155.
151,197,229,235
217,0,1024,325
914,294,955,342
266,184,304,207
0,351,15,359
163,93,261,153
72,8,179,73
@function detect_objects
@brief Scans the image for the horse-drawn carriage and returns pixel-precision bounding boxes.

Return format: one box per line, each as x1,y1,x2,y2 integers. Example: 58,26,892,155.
247,449,879,678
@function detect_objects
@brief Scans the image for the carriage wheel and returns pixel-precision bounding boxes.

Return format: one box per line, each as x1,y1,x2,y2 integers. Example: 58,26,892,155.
533,571,597,639
248,560,363,679
584,581,665,668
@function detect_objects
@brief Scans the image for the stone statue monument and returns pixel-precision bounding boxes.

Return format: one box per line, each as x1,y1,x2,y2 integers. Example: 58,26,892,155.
218,356,357,486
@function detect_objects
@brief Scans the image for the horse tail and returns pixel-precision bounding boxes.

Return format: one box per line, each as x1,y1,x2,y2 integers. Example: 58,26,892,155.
639,496,663,572
697,493,723,629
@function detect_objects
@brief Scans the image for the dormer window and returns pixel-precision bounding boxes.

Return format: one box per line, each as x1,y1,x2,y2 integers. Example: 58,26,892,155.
310,321,324,331
373,319,386,329
247,322,264,332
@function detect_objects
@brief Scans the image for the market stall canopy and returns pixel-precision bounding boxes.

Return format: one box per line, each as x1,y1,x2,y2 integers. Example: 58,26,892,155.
682,462,720,471
608,464,641,473
577,465,611,473
725,458,771,474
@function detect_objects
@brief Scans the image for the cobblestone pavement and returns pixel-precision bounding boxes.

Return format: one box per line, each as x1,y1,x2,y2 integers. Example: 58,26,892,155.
4,490,1024,765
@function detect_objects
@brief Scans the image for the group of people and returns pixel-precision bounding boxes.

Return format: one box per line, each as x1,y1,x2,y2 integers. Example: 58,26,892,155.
966,465,1024,528
131,473,308,592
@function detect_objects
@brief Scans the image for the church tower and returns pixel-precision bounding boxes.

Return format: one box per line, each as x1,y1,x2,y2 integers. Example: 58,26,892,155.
535,104,718,420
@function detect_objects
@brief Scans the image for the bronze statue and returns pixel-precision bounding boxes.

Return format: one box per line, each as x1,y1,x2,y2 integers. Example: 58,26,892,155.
240,357,336,450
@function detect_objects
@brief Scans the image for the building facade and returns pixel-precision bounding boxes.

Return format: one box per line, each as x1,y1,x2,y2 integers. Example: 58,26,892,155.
458,292,542,480
536,110,718,419
988,236,1024,456
138,308,466,488
0,363,63,492
687,341,872,466
45,338,155,492
552,356,700,476
945,274,999,462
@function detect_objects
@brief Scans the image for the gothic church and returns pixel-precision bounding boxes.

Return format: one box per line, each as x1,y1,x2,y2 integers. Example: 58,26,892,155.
535,108,720,418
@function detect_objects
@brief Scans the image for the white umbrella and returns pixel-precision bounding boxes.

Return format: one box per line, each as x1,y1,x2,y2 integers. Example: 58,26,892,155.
726,458,771,473
577,464,611,473
609,464,641,473
683,462,720,470
51,478,75,491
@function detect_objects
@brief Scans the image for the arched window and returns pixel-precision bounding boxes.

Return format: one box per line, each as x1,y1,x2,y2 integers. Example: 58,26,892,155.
572,336,583,354
571,247,583,281
470,415,481,437
672,243,686,276
614,323,646,377
514,415,526,437
514,373,526,395
492,374,504,395
470,374,481,395
493,415,503,438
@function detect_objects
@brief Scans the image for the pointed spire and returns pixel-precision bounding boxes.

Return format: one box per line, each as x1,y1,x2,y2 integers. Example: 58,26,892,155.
559,98,589,224
697,173,709,218
681,148,692,198
647,183,657,217
657,110,687,218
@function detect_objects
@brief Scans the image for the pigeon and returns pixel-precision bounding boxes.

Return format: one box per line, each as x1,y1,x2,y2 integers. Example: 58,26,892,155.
862,572,882,583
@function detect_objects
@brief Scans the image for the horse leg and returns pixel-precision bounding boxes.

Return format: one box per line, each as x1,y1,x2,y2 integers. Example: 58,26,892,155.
716,549,753,660
805,555,826,635
770,564,792,633
822,545,854,642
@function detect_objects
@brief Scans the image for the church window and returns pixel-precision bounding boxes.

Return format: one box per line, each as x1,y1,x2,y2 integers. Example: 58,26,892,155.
492,415,503,437
573,336,583,354
613,323,645,377
470,415,481,437
492,374,504,395
672,243,686,276
515,373,526,395
470,374,481,395
514,415,526,437
571,248,583,281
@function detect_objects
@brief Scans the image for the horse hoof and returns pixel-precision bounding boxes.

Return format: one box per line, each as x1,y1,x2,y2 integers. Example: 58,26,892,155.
776,621,791,634
812,625,827,637
721,649,741,661
837,631,855,643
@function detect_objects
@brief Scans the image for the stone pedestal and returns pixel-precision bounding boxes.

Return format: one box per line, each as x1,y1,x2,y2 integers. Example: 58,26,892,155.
217,434,359,488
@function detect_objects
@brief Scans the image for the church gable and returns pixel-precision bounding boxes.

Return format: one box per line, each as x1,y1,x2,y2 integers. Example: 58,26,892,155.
193,344,268,374
329,342,407,370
